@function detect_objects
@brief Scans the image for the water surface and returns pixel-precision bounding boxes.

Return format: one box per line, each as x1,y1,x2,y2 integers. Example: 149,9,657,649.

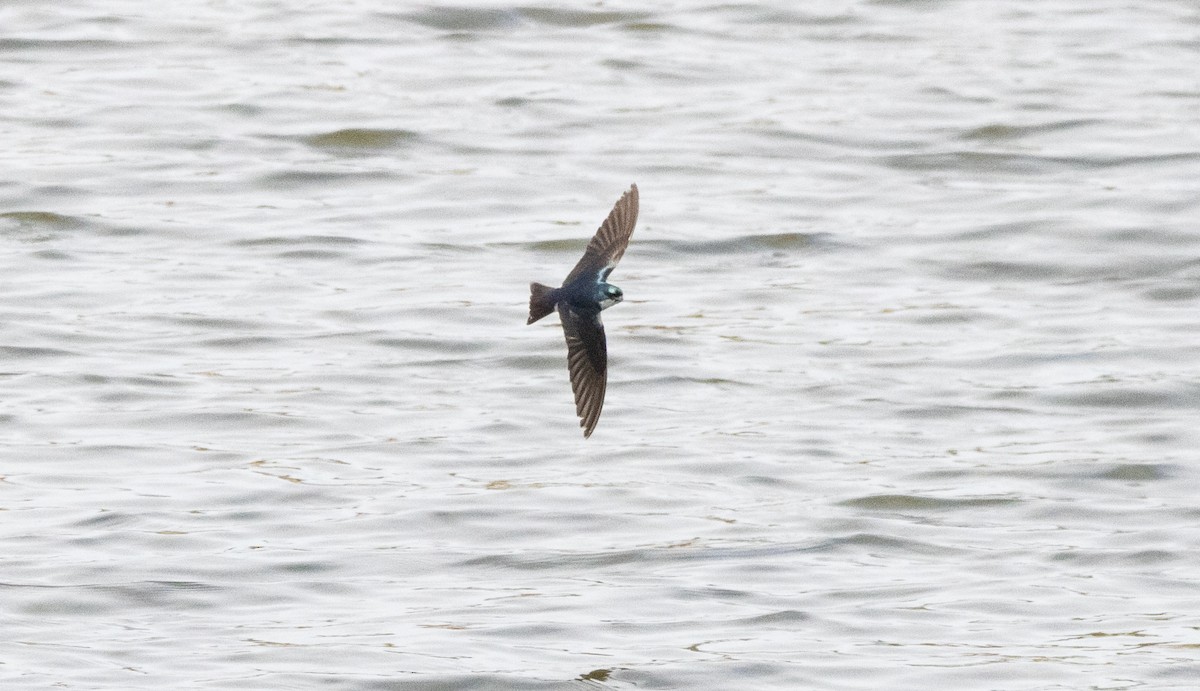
3,1,1200,689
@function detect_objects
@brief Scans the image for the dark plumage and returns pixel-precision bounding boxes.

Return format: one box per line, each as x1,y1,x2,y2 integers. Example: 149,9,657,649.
527,184,639,437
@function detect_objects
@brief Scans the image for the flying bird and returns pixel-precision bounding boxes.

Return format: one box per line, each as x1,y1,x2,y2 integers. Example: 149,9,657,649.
527,184,639,438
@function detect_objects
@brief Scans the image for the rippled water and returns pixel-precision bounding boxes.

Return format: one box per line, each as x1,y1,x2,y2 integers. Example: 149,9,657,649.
3,2,1200,689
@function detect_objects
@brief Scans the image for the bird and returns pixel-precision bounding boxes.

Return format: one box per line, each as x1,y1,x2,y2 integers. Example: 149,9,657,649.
527,184,639,438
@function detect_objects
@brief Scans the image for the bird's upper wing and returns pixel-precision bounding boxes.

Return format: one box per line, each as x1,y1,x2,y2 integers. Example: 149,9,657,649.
558,303,607,438
563,184,639,285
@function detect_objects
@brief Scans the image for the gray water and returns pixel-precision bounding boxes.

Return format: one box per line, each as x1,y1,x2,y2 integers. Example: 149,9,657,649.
3,2,1200,689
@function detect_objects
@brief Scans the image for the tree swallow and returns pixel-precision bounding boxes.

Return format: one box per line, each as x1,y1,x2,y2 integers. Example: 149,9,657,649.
527,184,639,438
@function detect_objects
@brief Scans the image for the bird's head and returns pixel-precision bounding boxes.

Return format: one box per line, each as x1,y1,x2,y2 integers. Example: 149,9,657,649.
597,282,623,309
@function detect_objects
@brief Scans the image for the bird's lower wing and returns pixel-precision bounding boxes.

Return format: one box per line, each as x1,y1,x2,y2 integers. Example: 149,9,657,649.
558,304,607,438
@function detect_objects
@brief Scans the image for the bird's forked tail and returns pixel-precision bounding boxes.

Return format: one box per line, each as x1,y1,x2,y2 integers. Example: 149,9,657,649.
527,282,556,324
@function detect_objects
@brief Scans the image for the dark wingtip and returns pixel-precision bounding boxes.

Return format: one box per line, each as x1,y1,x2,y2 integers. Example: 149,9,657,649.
581,405,600,438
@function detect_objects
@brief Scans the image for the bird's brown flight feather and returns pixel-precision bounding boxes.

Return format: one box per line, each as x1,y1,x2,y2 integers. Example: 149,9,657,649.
563,184,639,286
558,303,607,438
